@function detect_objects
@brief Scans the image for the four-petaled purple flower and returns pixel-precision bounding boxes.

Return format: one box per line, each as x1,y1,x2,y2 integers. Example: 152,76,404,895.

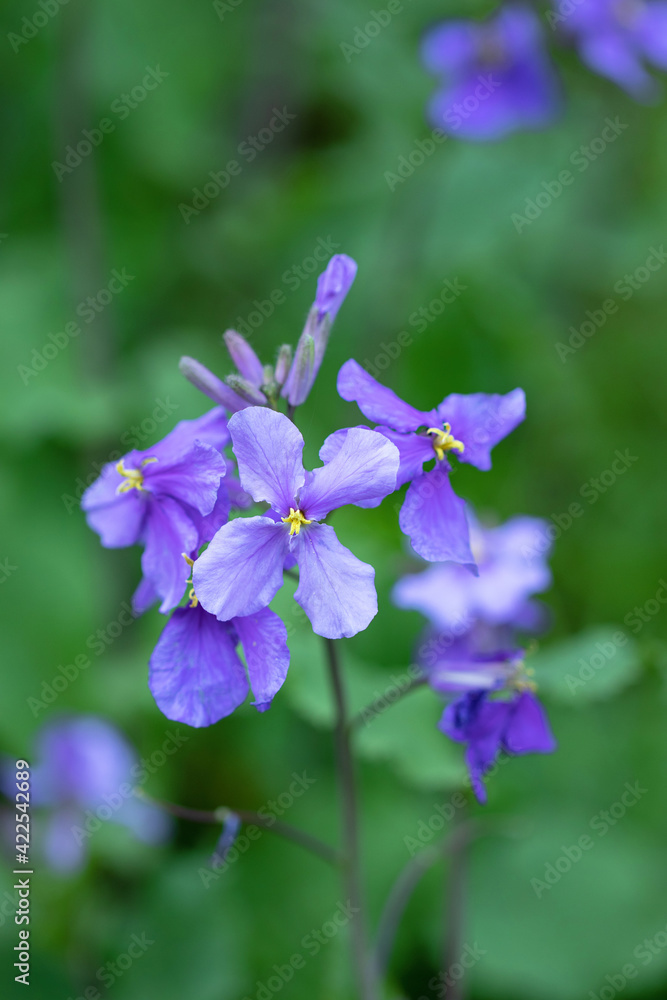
337,359,525,566
557,0,667,98
82,408,229,614
149,601,290,727
440,688,556,802
193,407,400,639
6,716,170,872
422,5,561,141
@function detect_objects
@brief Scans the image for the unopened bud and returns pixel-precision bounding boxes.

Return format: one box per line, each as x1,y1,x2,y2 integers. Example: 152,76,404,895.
223,329,264,386
179,356,248,412
274,344,292,386
225,374,267,405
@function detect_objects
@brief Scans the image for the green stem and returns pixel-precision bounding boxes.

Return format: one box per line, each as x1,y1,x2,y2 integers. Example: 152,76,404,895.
349,675,428,732
324,638,377,1000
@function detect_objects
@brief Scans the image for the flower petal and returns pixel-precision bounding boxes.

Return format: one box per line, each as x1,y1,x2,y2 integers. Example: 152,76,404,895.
140,497,198,613
392,562,472,632
228,408,305,513
503,692,556,754
159,406,230,454
81,464,148,547
145,442,226,516
193,516,288,621
437,389,525,471
399,467,475,567
149,606,249,727
337,359,438,432
300,428,399,520
314,254,358,322
294,523,377,638
234,608,290,711
376,427,433,487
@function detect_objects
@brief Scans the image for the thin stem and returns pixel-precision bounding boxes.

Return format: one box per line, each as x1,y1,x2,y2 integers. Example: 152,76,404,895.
349,675,428,732
324,638,377,1000
137,790,341,867
374,819,479,983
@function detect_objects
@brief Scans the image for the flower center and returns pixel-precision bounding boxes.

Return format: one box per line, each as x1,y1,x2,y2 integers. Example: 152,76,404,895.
426,424,465,462
116,457,157,494
281,507,312,535
510,661,537,693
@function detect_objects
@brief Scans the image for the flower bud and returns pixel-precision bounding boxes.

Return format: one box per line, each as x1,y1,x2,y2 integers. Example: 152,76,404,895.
179,356,248,412
282,333,315,407
223,329,264,387
274,344,292,386
225,374,268,406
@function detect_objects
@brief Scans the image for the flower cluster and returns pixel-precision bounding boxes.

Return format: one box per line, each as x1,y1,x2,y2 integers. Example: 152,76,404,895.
393,513,556,800
82,253,555,803
422,0,667,141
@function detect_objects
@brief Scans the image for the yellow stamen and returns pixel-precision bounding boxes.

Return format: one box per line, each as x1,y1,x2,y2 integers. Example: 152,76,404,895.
281,507,312,536
116,457,157,493
511,660,537,693
426,423,465,461
181,553,199,608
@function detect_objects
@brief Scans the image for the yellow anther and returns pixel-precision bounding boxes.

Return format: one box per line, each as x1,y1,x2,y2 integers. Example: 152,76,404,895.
181,553,199,607
116,457,157,494
281,507,312,536
426,423,465,461
511,660,537,693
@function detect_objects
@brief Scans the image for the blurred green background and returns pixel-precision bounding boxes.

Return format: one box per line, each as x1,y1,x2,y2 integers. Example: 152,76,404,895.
2,0,667,997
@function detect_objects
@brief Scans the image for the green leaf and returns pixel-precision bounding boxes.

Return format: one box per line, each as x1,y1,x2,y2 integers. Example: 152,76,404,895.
532,627,641,704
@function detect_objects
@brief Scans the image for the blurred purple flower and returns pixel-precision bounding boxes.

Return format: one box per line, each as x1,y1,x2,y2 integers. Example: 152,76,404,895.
440,689,556,802
193,407,399,639
82,409,229,614
557,0,667,98
149,602,290,727
393,514,552,636
11,716,169,872
337,359,525,565
422,5,561,140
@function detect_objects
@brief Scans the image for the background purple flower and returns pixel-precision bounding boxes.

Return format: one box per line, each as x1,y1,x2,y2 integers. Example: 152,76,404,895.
6,716,169,872
149,603,290,727
558,0,667,98
337,359,525,565
393,514,552,637
193,407,399,639
422,5,561,140
82,409,228,614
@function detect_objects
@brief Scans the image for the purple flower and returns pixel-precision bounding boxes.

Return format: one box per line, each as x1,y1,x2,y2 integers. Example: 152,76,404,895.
422,5,561,140
282,254,358,407
440,689,556,802
82,409,228,614
193,407,400,639
10,716,169,872
337,359,525,565
393,514,552,635
556,0,667,98
148,602,290,727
